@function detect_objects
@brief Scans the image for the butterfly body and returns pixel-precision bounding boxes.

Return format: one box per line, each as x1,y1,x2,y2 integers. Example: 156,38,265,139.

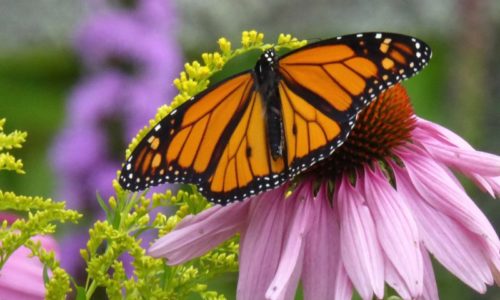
119,32,432,204
255,48,286,160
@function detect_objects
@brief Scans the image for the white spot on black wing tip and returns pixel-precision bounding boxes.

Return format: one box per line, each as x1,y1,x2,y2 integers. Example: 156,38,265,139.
375,33,382,39
154,124,161,131
356,33,363,38
171,109,177,115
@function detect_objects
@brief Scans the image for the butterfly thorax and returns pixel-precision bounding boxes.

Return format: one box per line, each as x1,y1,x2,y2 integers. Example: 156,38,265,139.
254,48,286,161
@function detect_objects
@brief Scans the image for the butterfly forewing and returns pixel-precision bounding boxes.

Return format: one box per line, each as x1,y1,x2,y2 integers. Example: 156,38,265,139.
277,32,431,176
119,72,254,191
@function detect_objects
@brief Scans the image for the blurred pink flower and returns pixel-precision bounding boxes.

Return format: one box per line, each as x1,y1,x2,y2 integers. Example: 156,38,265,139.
148,85,500,299
0,215,60,300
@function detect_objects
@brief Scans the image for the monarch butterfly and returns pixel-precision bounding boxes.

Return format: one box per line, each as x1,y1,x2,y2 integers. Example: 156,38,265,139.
119,32,431,204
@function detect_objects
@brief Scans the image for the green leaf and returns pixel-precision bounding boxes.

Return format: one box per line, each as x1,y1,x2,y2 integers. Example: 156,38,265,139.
43,264,50,284
96,192,109,217
75,286,87,300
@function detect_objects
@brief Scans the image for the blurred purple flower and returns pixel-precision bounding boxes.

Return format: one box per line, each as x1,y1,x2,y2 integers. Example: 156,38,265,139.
89,0,178,30
50,0,182,277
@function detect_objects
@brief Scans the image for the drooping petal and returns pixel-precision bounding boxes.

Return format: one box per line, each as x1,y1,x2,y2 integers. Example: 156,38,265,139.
414,117,500,196
393,163,496,292
362,166,423,297
419,247,439,300
337,176,385,300
148,200,250,264
414,117,473,149
384,257,411,300
265,184,315,300
396,146,500,270
302,183,352,300
237,186,293,300
482,176,500,198
415,130,500,176
333,263,354,300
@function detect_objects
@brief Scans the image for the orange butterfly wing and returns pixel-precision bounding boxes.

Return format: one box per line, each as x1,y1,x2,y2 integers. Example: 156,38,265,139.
278,32,431,175
119,72,255,195
120,71,288,203
206,90,287,202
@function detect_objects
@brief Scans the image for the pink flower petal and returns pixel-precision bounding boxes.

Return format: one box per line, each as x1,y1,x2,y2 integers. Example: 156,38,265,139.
385,257,411,299
302,184,352,300
362,166,424,297
397,147,500,268
265,188,312,300
414,117,500,196
333,264,354,300
482,176,500,197
148,200,250,264
418,138,500,176
419,247,439,300
337,176,385,300
393,163,496,292
414,117,472,149
0,235,58,300
237,186,293,300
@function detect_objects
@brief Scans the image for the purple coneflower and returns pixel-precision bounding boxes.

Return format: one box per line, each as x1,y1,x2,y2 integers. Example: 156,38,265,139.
0,214,60,300
149,84,500,300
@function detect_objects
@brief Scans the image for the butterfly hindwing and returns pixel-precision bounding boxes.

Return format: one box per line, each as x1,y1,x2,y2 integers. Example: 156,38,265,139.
202,87,287,203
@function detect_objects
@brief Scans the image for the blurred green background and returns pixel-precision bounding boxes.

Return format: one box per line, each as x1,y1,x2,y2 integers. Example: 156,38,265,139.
0,0,499,299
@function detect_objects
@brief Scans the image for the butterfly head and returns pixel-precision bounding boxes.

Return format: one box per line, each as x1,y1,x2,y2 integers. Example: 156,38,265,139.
255,48,279,89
